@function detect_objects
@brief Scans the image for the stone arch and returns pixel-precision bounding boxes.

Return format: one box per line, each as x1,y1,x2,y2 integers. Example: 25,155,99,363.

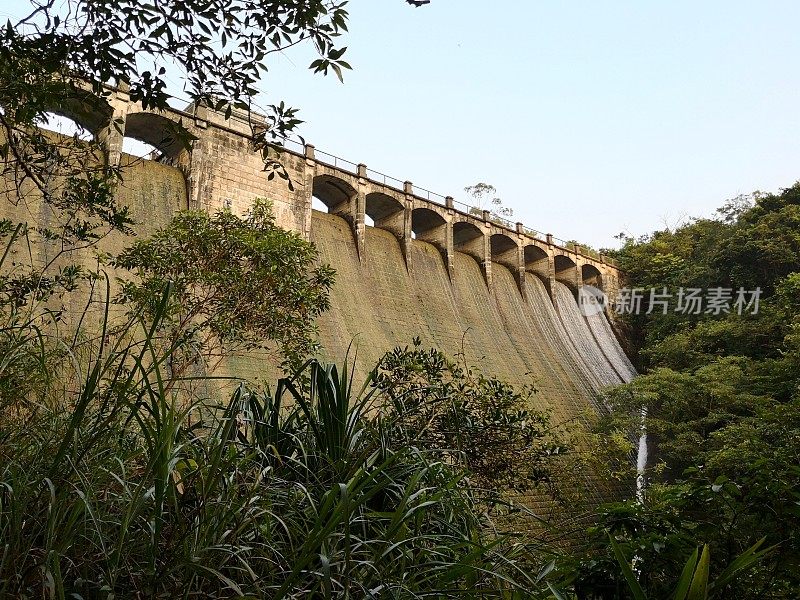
365,192,403,222
366,191,405,239
312,174,356,213
42,85,114,136
453,220,485,264
411,207,448,268
582,263,603,290
123,112,192,159
524,244,550,281
490,232,519,271
412,207,447,240
554,254,579,291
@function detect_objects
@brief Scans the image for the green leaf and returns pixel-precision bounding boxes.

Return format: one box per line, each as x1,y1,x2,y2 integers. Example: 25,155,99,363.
672,547,699,600
712,537,773,592
609,533,647,600
686,545,709,600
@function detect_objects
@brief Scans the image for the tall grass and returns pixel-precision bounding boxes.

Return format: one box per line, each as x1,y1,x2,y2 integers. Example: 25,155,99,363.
0,289,545,598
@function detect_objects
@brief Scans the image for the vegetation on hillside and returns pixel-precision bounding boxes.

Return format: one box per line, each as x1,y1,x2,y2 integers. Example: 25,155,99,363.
0,292,561,596
114,199,336,374
553,185,800,599
0,191,579,596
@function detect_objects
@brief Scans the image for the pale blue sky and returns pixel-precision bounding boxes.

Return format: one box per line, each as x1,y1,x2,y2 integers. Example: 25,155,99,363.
261,0,800,249
7,1,800,249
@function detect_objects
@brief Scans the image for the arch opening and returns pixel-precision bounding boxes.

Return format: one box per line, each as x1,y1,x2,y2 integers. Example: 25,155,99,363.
365,192,403,222
40,113,93,141
122,137,157,158
524,244,549,279
453,220,485,263
490,233,519,271
554,254,579,291
582,264,603,290
312,175,356,213
123,112,193,159
453,221,482,245
411,207,446,246
311,196,329,213
39,87,114,135
366,192,404,238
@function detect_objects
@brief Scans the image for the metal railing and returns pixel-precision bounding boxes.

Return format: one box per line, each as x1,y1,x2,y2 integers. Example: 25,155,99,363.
279,139,615,267
551,236,572,250
412,185,448,204
365,167,405,189
281,138,305,154
487,213,515,229
523,227,547,241
314,148,358,174
452,198,475,214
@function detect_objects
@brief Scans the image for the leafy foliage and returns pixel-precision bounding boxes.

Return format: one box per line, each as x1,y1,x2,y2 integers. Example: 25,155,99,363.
114,199,335,373
0,0,425,315
464,182,515,221
374,338,568,498
561,185,800,598
0,292,559,598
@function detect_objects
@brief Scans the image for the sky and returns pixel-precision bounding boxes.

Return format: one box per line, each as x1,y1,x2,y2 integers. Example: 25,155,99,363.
256,0,800,249
5,1,800,249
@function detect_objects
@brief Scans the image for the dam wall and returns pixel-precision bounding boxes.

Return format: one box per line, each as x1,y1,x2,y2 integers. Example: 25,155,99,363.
311,211,629,424
1,86,635,421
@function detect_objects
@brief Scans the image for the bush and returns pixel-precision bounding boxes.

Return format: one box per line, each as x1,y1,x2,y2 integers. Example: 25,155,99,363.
0,301,553,598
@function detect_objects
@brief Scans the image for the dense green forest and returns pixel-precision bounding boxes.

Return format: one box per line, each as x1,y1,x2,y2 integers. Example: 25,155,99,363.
556,186,800,598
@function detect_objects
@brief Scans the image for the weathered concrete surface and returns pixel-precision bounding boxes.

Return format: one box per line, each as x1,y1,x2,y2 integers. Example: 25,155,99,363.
311,211,625,423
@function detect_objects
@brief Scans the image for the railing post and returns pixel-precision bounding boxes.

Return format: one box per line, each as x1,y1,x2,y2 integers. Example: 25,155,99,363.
402,183,414,272
304,144,315,159
355,165,367,262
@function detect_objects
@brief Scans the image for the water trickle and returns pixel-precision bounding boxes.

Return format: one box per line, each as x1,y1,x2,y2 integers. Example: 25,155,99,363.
552,282,623,389
582,297,637,383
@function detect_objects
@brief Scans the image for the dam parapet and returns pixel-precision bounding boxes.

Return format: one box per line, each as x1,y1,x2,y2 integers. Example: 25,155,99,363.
35,82,622,303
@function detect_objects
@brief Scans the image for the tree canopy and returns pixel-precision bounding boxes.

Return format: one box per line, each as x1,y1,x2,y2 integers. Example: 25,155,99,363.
563,184,800,598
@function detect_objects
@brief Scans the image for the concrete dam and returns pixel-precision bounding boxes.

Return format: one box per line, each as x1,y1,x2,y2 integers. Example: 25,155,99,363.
311,212,634,424
3,84,636,426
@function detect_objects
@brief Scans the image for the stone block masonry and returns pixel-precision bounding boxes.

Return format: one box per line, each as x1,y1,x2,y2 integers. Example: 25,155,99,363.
60,82,621,303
